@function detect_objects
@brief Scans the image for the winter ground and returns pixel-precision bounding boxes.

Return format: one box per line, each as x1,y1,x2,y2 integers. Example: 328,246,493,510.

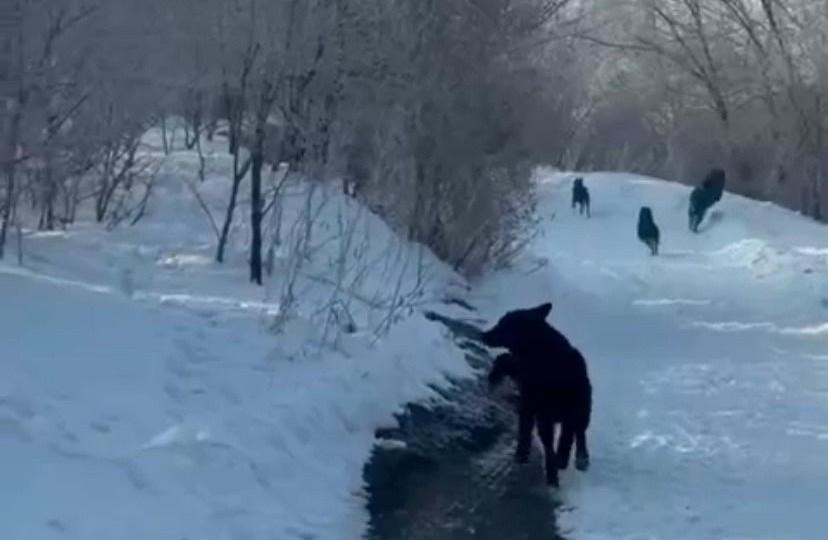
0,130,472,540
2,129,827,540
471,170,828,540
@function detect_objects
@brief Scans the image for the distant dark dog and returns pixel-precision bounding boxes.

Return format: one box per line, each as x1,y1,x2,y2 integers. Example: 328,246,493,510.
689,168,726,233
571,177,591,218
637,206,660,256
481,303,592,487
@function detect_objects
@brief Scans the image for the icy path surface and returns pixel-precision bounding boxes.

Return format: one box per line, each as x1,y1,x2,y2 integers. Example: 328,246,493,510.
474,171,828,540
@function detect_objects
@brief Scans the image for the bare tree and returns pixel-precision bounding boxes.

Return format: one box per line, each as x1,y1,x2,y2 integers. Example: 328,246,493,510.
325,0,580,274
563,0,827,220
0,0,616,281
213,1,257,264
0,0,104,254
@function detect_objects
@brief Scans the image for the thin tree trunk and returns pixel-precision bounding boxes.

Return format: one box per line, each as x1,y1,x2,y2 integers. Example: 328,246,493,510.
249,119,265,285
215,43,256,262
43,136,57,230
216,150,251,263
95,145,114,222
223,84,240,156
0,106,22,259
160,116,170,155
16,219,23,265
184,91,202,150
216,174,242,263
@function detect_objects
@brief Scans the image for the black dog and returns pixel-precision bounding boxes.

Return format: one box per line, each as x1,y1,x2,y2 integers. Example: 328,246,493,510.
572,177,591,218
480,303,592,487
689,168,726,233
637,206,659,256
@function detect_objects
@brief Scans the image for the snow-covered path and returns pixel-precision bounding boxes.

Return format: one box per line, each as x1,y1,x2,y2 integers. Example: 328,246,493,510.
475,171,828,540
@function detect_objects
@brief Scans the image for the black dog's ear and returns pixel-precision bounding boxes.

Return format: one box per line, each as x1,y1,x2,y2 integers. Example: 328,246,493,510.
529,302,552,321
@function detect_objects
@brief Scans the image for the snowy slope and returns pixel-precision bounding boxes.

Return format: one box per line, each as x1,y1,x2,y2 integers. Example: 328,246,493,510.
474,170,828,540
0,129,472,540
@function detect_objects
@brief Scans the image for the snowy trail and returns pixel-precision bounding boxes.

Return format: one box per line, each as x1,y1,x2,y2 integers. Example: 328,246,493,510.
363,170,826,540
472,171,828,540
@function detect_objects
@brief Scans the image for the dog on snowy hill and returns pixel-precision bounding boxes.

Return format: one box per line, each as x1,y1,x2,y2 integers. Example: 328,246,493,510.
637,206,660,256
480,303,592,487
689,168,726,233
571,177,591,218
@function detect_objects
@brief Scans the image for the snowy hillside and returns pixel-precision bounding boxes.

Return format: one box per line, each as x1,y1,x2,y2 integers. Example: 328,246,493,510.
0,131,473,540
473,170,828,540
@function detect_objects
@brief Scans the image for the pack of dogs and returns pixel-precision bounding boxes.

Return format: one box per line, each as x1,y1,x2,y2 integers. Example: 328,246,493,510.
573,168,727,256
477,169,727,488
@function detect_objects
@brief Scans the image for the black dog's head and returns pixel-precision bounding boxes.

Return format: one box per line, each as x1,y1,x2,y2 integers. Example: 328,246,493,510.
479,302,552,352
573,177,583,189
702,168,725,189
488,352,519,388
638,206,654,226
702,168,726,203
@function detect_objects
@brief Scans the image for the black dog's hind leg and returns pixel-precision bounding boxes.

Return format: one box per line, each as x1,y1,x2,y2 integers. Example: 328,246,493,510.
575,430,590,471
537,414,559,486
515,400,535,464
691,207,707,233
556,423,575,470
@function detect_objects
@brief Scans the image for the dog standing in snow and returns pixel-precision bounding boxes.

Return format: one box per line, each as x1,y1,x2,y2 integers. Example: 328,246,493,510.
637,206,660,256
572,177,591,218
480,303,592,487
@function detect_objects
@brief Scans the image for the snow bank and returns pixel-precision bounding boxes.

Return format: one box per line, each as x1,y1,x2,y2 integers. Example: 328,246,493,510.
0,130,471,539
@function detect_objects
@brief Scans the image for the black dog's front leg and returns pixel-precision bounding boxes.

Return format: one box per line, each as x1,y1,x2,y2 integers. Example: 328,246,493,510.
556,423,575,470
537,414,559,487
515,400,535,464
575,430,590,471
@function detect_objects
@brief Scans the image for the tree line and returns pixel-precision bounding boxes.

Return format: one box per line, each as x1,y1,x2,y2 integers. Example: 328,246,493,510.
1,0,824,281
